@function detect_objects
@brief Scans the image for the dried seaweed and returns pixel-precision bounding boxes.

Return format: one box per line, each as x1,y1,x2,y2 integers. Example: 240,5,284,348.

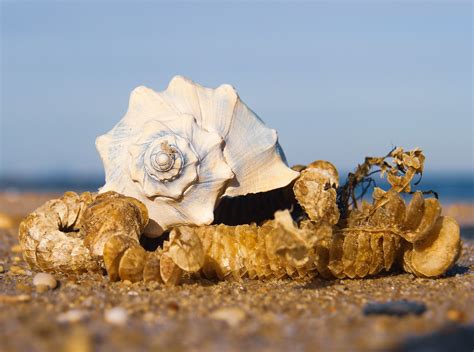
337,147,426,219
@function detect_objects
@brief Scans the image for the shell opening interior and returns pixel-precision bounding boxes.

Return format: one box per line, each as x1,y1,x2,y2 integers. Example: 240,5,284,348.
212,184,302,226
140,232,170,252
61,226,80,234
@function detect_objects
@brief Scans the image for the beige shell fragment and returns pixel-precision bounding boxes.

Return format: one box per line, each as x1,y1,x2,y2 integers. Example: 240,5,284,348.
159,252,183,286
404,191,425,231
293,160,340,225
400,197,441,243
301,220,334,278
167,226,205,272
82,191,148,259
411,198,441,238
354,232,372,277
368,232,384,275
382,233,397,271
143,252,163,283
103,235,138,281
369,189,406,227
326,232,345,279
342,231,358,278
119,246,147,282
268,210,311,267
102,235,184,285
407,216,461,277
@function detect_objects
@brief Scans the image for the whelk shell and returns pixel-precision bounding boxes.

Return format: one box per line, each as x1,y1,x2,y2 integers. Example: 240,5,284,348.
96,76,299,237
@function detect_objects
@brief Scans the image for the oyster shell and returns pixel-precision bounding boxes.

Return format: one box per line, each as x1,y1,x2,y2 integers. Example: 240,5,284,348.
97,76,299,237
293,160,340,225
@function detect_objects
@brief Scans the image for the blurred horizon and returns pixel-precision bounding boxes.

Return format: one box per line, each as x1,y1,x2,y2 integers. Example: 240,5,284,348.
1,170,473,203
1,1,473,183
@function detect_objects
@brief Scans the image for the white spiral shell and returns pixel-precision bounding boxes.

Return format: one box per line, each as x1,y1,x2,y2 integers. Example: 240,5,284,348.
96,76,299,237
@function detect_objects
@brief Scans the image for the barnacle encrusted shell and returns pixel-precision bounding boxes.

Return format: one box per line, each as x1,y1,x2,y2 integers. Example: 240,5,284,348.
96,76,299,236
18,192,99,273
82,191,148,258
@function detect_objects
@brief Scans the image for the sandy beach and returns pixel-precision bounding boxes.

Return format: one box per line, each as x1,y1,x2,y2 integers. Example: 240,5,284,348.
3,1,472,350
0,192,473,351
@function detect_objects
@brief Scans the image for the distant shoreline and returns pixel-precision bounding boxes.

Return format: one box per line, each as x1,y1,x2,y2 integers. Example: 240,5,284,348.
1,173,473,202
1,191,473,228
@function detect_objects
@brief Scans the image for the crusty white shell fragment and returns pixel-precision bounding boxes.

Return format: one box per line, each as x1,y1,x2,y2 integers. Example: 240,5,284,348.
167,226,205,272
97,76,298,237
18,192,98,273
293,160,340,225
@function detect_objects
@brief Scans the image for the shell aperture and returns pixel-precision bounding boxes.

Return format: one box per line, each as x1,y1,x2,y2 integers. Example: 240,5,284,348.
96,76,299,237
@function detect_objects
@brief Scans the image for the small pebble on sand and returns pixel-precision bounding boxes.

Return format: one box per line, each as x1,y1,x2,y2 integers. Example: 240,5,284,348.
210,307,246,327
446,309,466,322
16,283,32,293
33,273,57,292
9,266,26,275
10,244,22,253
363,300,426,316
0,294,31,304
57,309,89,324
0,265,4,273
0,213,14,229
104,307,128,326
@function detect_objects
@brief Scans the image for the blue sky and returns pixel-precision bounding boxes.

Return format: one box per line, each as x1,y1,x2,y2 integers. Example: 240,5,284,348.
1,1,472,178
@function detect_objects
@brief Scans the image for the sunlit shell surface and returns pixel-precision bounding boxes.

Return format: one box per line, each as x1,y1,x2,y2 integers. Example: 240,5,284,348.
96,76,299,236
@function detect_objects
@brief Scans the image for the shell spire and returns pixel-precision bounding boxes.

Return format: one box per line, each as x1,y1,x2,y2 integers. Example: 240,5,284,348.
96,76,299,237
